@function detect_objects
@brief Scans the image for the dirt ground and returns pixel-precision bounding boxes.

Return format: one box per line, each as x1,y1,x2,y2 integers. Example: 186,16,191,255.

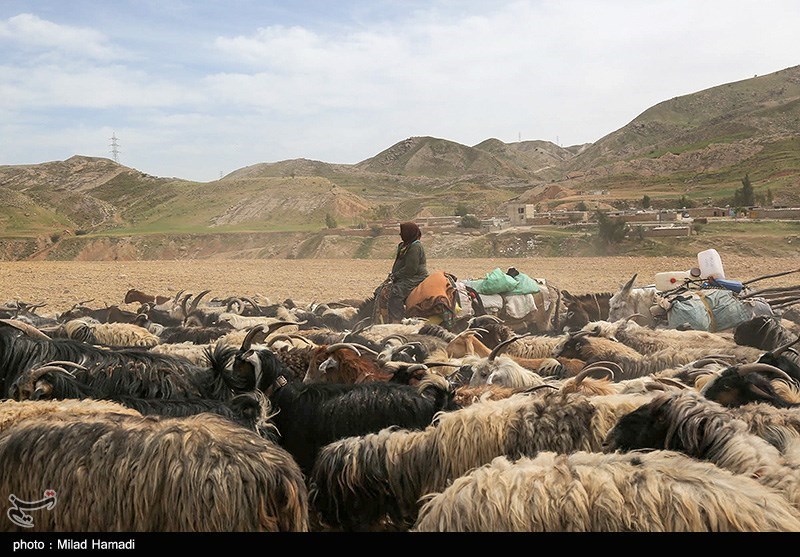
1,256,798,316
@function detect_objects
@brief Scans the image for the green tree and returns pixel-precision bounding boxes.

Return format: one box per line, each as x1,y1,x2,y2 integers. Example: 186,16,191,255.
733,174,755,207
454,203,469,217
459,215,481,229
575,201,588,211
325,213,337,229
766,188,774,206
642,195,651,209
595,211,628,245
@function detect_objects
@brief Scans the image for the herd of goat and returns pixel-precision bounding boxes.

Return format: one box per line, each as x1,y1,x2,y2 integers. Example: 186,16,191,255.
1,282,800,532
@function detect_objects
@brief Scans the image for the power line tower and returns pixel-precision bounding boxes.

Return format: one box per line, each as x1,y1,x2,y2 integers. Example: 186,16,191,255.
109,132,120,163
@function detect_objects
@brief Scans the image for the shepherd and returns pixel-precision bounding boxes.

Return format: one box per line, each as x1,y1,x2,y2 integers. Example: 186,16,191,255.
373,222,429,323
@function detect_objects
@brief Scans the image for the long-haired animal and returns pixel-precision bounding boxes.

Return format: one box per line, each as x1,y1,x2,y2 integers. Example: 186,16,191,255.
411,451,800,532
308,388,654,531
603,389,800,510
1,321,228,401
0,411,308,532
211,326,460,475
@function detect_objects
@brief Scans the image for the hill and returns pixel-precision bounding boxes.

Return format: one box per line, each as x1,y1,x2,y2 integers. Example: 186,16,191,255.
1,65,799,260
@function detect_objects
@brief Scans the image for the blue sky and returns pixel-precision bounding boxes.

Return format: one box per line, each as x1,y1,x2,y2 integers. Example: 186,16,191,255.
1,1,798,182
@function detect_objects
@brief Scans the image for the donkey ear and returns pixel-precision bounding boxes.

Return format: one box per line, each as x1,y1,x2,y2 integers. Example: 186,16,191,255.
620,274,637,294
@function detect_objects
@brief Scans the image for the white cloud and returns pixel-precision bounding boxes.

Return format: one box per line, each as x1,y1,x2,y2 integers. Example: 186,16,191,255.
0,13,118,60
2,0,799,181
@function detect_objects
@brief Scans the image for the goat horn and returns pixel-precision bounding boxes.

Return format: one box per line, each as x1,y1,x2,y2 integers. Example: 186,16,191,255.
404,363,429,373
348,343,379,356
0,319,51,341
766,335,800,357
736,363,794,383
572,365,615,385
453,328,489,339
240,325,266,351
173,289,186,303
28,365,77,383
242,297,264,315
625,313,651,326
522,384,559,394
189,289,212,314
582,360,624,377
265,320,304,336
43,360,88,371
472,315,503,324
488,333,531,362
653,377,689,390
325,343,361,356
382,334,408,345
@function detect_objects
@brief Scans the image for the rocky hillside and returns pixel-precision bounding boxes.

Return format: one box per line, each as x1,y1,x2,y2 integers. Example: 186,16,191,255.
2,65,800,260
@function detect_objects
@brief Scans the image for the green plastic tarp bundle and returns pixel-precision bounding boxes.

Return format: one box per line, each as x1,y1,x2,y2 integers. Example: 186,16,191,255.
468,268,540,295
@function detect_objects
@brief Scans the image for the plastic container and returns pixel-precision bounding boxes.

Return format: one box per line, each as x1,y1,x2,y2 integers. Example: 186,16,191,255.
706,277,744,294
655,271,692,292
697,248,726,279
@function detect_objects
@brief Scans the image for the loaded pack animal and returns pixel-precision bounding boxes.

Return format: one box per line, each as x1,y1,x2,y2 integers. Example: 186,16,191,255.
560,290,613,332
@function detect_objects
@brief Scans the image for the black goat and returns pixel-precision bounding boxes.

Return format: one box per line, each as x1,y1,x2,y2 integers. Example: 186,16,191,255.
14,363,275,438
209,326,460,475
0,320,227,401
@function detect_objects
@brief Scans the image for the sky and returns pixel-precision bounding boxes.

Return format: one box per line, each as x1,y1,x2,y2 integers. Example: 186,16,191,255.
1,1,799,182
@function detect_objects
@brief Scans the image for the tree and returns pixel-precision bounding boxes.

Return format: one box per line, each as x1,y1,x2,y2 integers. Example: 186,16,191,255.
325,213,337,229
454,203,469,217
767,188,774,206
642,195,651,209
575,201,588,211
733,174,755,207
595,211,628,245
459,215,481,229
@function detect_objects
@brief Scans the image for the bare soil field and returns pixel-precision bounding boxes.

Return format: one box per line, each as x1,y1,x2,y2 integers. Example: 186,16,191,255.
2,256,798,315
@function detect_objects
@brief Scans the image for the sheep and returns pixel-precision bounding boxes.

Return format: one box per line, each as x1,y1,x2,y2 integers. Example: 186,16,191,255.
0,411,309,531
603,389,800,511
411,451,800,532
213,329,461,476
307,388,655,531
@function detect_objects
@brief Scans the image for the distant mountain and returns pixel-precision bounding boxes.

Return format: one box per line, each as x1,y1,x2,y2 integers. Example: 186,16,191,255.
2,64,800,255
354,136,532,179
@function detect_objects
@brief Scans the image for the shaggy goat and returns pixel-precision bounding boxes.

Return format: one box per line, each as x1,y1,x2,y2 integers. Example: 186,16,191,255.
603,389,800,511
411,451,800,532
213,328,460,475
0,411,308,531
308,389,654,531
